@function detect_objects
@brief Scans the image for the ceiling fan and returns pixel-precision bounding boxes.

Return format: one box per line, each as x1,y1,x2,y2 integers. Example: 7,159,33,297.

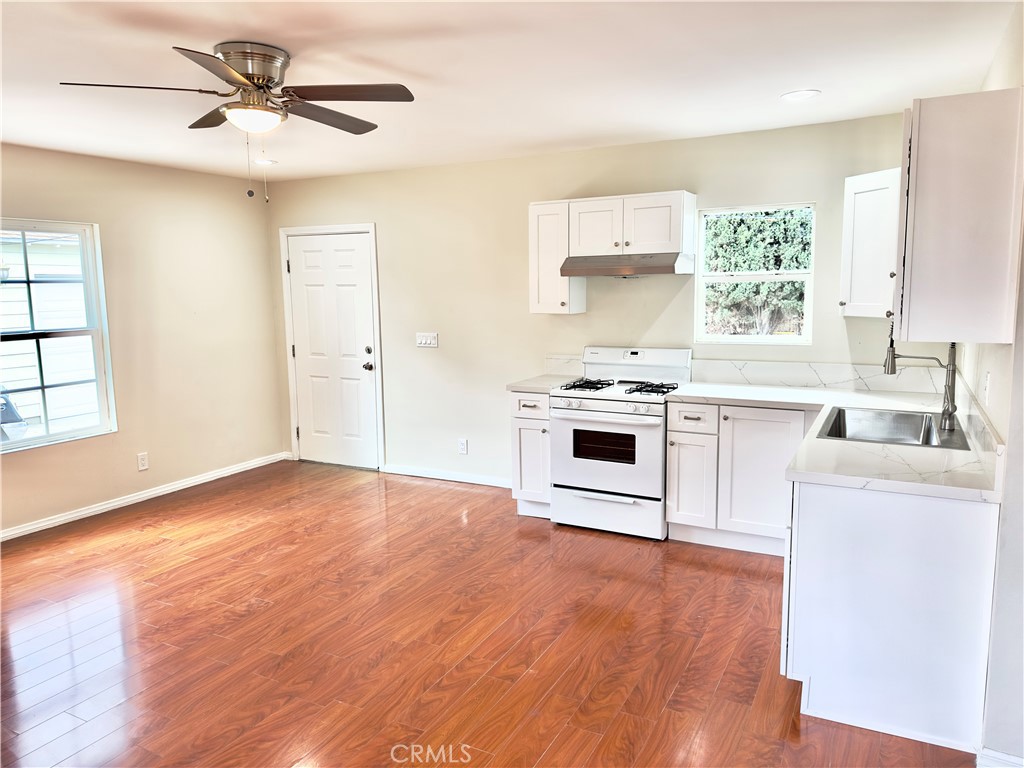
60,41,414,135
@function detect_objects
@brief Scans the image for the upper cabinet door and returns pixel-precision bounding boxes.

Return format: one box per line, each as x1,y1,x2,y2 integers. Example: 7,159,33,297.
529,202,585,314
623,192,682,254
569,198,623,257
839,168,900,318
899,87,1023,343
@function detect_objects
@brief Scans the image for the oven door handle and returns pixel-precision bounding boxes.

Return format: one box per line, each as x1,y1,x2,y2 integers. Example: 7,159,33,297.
572,490,638,505
549,411,662,427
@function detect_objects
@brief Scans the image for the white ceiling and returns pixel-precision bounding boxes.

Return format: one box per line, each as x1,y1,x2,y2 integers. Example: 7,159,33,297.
1,1,1017,181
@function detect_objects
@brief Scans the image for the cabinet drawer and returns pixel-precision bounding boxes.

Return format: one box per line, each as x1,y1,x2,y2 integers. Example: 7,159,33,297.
668,403,719,434
510,392,550,419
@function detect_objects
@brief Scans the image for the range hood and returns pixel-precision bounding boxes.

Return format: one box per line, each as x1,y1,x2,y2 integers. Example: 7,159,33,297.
559,252,692,277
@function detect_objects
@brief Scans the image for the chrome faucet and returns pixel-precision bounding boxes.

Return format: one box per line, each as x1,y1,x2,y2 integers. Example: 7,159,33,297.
883,325,958,431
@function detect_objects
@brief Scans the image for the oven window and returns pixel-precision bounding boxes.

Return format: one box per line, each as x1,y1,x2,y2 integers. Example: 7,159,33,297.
572,429,636,465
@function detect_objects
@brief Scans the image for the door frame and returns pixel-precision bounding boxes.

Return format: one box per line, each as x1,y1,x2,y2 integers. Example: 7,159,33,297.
279,224,386,467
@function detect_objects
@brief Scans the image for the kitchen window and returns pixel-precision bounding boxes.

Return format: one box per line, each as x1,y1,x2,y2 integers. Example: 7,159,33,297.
0,219,116,452
695,204,814,344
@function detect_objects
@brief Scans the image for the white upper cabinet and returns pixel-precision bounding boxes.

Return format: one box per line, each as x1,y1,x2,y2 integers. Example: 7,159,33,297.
528,202,585,314
623,192,686,255
895,87,1023,343
567,191,695,260
569,198,623,257
839,168,900,318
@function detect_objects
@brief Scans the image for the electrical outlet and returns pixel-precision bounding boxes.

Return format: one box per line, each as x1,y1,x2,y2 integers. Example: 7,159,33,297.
416,332,438,348
457,438,468,455
137,452,149,471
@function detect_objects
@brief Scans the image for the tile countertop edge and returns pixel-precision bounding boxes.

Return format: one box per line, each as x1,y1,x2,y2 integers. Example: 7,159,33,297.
669,380,1003,504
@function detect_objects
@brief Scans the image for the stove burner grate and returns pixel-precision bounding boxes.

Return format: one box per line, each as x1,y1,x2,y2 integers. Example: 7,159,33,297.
623,381,679,396
561,377,614,392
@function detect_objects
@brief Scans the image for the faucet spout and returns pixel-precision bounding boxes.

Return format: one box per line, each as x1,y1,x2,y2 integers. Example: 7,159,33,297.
883,327,958,432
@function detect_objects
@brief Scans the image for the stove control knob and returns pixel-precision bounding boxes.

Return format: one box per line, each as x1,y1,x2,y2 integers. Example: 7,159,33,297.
640,404,650,414
572,399,582,409
560,398,571,407
626,403,638,412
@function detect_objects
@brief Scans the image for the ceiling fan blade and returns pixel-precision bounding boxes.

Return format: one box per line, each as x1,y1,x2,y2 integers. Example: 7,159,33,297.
283,84,414,102
60,82,223,95
286,101,377,135
188,107,227,129
172,46,251,88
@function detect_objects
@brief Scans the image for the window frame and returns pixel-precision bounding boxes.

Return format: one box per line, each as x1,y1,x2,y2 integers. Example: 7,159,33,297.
1,218,117,452
694,203,815,346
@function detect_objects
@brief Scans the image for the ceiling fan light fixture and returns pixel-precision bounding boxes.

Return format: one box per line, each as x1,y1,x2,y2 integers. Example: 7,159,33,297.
220,103,287,133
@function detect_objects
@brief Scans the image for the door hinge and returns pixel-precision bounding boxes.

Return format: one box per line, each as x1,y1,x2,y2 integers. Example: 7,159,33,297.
295,426,300,440
291,344,295,357
286,259,291,274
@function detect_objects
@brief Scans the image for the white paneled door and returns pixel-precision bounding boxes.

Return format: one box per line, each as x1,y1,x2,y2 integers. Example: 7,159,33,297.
288,232,379,468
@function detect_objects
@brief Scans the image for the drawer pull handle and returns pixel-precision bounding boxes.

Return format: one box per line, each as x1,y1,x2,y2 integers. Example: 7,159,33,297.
521,403,539,408
682,415,702,421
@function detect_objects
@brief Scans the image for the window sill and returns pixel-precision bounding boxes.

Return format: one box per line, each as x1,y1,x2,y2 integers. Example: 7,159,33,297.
1,425,117,454
695,335,813,346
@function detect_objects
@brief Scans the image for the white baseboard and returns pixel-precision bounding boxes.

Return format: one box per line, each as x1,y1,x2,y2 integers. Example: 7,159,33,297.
1,452,294,541
978,748,1024,768
382,464,509,489
668,523,785,556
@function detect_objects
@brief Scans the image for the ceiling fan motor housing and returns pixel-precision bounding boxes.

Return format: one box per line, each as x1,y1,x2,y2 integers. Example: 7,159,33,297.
214,41,290,88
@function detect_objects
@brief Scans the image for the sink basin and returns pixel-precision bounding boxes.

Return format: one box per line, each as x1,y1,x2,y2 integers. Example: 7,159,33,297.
818,407,970,451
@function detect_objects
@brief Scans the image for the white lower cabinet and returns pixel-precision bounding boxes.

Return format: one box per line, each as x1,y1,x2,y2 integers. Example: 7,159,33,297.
667,402,805,554
666,432,718,529
784,482,999,750
510,392,550,517
717,405,804,539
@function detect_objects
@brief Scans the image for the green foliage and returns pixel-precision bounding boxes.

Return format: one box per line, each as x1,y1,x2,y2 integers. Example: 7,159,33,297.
702,207,812,337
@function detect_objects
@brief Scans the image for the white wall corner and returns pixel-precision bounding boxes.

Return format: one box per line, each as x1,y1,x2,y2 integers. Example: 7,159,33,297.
977,748,1024,768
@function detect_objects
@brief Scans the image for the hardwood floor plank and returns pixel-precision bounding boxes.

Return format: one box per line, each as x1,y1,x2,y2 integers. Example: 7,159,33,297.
535,724,602,768
629,707,702,768
0,462,975,768
585,711,656,768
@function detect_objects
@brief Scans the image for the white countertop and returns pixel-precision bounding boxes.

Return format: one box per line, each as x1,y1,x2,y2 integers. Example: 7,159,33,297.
507,374,576,394
671,381,1002,503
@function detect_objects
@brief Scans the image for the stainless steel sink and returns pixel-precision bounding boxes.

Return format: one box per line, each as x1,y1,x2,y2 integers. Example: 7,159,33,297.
817,407,970,450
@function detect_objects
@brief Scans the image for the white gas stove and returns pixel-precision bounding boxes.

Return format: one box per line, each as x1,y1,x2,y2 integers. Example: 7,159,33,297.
548,347,692,539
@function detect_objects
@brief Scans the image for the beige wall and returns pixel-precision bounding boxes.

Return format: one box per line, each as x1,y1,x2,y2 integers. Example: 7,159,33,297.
0,145,283,531
267,114,948,483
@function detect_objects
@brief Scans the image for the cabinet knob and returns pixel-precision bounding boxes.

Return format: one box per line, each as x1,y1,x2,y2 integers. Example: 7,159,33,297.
886,310,894,318
624,240,630,247
838,300,847,307
890,271,897,278
613,242,620,248
560,301,566,307
668,440,675,446
541,428,548,434
722,415,730,421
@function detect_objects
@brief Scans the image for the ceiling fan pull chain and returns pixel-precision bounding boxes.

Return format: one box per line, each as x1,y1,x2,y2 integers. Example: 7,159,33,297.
261,138,270,203
245,132,255,199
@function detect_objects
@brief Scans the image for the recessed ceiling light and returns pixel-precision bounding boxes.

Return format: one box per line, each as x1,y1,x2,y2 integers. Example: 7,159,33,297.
780,89,822,103
254,158,278,166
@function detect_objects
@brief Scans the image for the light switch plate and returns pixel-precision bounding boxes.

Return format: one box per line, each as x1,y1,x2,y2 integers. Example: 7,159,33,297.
416,332,438,348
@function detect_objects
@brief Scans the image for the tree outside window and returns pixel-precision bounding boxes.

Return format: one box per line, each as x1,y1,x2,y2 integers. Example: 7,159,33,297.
696,205,814,343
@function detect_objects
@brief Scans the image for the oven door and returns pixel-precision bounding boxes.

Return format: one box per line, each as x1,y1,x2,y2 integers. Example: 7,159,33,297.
549,408,665,500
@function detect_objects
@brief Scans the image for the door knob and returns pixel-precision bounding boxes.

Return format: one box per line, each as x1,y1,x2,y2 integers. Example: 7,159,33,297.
362,362,374,371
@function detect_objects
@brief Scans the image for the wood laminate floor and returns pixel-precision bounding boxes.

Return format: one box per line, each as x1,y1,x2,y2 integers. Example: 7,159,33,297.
1,462,974,767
